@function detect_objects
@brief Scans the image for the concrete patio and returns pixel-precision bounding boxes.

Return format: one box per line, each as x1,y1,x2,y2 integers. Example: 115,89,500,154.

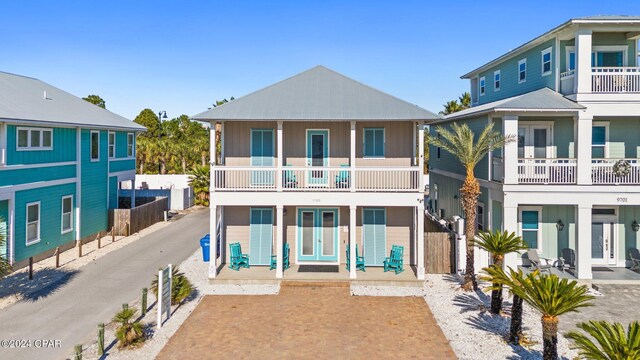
211,263,423,287
520,265,640,284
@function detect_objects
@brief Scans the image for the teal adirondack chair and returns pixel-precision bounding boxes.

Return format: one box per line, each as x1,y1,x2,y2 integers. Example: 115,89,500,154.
283,164,298,189
383,245,404,274
270,243,291,271
229,242,250,271
346,244,366,271
335,164,350,189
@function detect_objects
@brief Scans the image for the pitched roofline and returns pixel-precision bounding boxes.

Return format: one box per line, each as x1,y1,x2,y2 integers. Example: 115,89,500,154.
0,117,146,131
461,16,640,79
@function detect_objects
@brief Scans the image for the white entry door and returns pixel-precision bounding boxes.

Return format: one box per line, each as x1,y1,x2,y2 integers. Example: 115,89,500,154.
591,212,617,266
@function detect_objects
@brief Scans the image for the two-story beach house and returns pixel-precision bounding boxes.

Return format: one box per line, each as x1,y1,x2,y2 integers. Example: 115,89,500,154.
193,66,438,280
429,16,640,279
0,72,145,267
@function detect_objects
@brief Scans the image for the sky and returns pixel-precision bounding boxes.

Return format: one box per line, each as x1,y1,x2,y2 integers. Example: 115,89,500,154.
3,1,640,120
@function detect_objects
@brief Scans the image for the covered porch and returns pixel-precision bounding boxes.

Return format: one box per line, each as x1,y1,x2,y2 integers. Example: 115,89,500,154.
520,265,640,285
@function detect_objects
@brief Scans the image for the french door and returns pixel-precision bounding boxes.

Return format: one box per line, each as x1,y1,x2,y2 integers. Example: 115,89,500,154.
297,208,338,262
250,129,274,186
518,125,552,180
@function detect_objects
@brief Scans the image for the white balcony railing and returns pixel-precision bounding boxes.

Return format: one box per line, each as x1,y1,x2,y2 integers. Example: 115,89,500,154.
491,156,503,182
517,158,577,184
559,70,575,95
592,159,640,185
211,166,420,192
592,67,640,93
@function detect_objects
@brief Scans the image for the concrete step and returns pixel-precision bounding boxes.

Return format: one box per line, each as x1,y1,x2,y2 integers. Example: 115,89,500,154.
592,283,640,294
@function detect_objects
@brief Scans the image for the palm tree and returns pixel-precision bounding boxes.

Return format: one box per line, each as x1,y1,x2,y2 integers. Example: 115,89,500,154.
0,218,11,277
483,266,528,344
189,165,210,206
566,320,640,360
150,265,194,305
440,100,462,115
112,307,145,348
427,123,515,290
458,92,472,109
474,230,528,314
488,268,594,359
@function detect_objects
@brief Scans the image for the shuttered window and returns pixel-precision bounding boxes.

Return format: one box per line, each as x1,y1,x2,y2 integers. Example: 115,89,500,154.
363,208,386,266
249,208,273,265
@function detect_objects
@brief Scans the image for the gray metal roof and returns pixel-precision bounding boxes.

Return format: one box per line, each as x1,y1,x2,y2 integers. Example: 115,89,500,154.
0,71,145,131
437,88,584,123
192,65,440,122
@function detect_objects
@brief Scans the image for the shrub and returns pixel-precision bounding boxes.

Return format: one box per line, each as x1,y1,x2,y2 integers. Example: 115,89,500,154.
151,266,194,305
112,307,145,348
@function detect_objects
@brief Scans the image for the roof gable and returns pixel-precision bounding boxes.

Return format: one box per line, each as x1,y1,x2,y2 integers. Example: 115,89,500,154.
192,65,439,121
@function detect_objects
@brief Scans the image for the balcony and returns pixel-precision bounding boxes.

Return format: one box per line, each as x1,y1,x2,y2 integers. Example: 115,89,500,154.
592,159,640,185
592,67,640,93
517,159,577,184
211,166,421,192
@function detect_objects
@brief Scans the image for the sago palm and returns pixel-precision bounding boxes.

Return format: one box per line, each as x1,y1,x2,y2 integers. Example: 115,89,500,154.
507,271,594,360
113,307,145,348
566,320,640,360
474,230,528,314
0,218,11,277
482,266,529,344
427,122,515,290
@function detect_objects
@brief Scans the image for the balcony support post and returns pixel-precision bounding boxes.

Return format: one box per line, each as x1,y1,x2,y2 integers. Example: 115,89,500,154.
277,121,283,192
576,114,593,185
276,205,284,279
417,205,425,280
418,121,425,191
208,201,218,278
575,204,593,279
349,205,357,279
503,115,519,184
503,204,519,270
412,121,417,166
575,30,593,95
350,121,356,192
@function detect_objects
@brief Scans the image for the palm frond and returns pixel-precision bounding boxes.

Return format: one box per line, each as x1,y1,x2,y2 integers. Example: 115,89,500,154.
473,231,528,260
566,320,640,359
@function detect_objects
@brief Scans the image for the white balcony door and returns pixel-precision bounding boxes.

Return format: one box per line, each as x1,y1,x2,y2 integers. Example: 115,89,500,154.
518,124,552,180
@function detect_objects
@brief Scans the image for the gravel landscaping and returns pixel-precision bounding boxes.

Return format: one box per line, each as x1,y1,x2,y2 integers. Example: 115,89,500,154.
423,274,580,360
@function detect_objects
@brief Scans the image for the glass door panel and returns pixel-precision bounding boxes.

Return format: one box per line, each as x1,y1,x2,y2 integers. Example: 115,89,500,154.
301,211,315,257
306,130,328,185
321,211,335,257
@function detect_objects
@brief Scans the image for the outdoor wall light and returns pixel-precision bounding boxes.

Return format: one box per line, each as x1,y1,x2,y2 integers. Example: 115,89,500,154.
556,220,564,231
283,207,288,216
632,220,639,232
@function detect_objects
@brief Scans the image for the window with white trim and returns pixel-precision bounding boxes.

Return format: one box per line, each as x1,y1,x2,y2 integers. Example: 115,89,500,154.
479,77,485,96
494,70,501,91
127,133,134,157
520,208,541,250
518,59,527,83
61,195,73,234
108,132,115,158
17,128,53,150
363,128,385,158
541,48,552,76
91,130,100,161
26,202,40,245
592,122,608,159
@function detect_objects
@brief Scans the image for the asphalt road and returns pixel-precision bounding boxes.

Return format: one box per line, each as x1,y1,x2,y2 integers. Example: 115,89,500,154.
0,208,208,360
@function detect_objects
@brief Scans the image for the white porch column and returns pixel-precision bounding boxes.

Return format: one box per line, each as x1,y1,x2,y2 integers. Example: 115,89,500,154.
412,121,417,166
503,115,519,185
417,205,425,280
75,127,82,242
576,114,593,185
209,203,218,278
130,179,136,208
8,195,14,264
575,30,593,95
418,121,425,191
575,204,593,279
220,121,225,164
350,121,356,192
349,205,357,279
503,204,519,270
277,121,283,192
276,205,284,279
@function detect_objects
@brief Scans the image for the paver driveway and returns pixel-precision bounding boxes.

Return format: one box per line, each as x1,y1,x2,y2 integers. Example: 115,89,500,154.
157,282,455,359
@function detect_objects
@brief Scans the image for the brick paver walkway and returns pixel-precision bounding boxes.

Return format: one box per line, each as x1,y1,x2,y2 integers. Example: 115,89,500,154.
157,282,456,359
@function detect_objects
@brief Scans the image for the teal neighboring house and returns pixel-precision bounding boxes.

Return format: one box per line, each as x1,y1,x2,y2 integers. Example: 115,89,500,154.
0,71,145,267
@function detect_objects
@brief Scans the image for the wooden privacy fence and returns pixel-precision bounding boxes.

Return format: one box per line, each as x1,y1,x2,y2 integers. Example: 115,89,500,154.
424,215,456,274
109,197,168,236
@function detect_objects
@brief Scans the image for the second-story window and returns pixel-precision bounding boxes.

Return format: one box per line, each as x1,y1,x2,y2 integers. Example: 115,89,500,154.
479,77,485,96
518,59,527,83
17,128,53,150
363,128,385,158
494,70,501,91
541,48,552,76
90,130,100,161
127,133,134,157
108,132,115,158
592,124,607,159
